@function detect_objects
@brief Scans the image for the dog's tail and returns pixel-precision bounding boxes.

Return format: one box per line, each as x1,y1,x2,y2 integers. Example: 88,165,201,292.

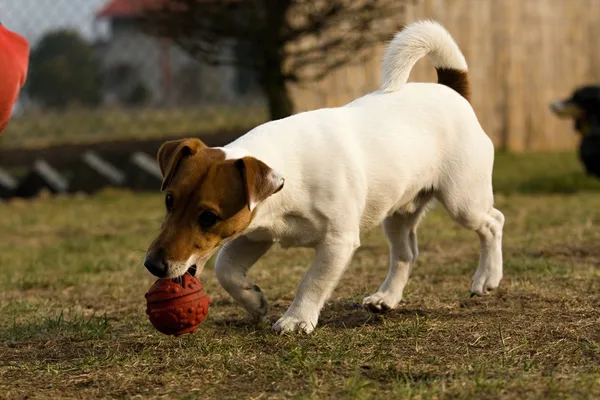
381,20,470,102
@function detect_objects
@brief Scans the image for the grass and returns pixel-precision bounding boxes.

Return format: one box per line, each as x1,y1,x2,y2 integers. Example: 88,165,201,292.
492,151,600,194
0,105,268,149
0,152,599,399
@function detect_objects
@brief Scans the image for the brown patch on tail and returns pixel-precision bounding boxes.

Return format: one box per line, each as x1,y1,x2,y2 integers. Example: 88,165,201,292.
436,68,471,102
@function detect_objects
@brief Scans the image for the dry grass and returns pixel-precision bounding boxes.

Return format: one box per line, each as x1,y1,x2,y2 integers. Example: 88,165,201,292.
0,153,599,399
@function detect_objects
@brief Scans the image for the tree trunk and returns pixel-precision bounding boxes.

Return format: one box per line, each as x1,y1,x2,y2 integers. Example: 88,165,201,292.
260,0,294,121
261,65,293,121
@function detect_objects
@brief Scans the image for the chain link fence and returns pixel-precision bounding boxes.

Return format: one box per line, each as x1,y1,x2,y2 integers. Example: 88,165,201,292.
0,0,268,150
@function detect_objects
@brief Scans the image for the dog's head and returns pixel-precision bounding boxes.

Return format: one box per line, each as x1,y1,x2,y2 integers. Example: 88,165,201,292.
550,85,600,135
144,138,284,279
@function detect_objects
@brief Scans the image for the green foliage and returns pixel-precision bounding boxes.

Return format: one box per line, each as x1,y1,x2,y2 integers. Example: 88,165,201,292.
27,30,101,109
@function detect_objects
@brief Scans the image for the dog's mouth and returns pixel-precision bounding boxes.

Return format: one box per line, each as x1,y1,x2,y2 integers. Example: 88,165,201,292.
170,264,197,284
177,264,197,279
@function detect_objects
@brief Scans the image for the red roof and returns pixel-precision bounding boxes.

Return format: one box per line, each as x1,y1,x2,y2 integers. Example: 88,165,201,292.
96,0,166,18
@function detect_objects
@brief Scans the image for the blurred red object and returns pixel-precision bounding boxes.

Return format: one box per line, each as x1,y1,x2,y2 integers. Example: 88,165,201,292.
0,24,29,135
145,273,211,336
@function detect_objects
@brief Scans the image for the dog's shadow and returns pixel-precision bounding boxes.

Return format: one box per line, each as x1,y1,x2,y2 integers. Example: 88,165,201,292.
212,300,430,331
319,301,430,329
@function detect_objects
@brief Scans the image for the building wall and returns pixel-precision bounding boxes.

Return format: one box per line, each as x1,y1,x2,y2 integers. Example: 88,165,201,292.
290,0,600,152
99,18,244,106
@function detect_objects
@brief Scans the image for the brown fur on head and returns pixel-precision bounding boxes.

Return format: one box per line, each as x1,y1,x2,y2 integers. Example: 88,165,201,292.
144,138,284,279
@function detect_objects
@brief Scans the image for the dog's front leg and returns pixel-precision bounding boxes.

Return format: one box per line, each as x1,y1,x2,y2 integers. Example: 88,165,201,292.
215,236,274,322
273,238,358,334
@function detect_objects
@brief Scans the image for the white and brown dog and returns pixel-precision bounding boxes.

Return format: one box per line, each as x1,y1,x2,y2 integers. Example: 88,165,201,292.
144,20,504,334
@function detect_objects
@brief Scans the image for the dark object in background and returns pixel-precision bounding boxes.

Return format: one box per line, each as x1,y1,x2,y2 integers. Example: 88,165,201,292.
550,86,600,178
70,150,127,194
0,167,17,199
125,152,162,191
14,159,69,198
0,151,162,201
578,135,600,179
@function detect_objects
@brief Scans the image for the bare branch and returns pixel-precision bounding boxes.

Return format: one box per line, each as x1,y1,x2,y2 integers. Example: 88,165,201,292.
139,0,417,119
290,35,386,82
283,0,407,43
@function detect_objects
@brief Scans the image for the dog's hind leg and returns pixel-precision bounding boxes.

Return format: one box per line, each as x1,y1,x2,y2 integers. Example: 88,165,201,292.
438,182,504,296
468,207,504,296
215,236,274,322
363,198,431,313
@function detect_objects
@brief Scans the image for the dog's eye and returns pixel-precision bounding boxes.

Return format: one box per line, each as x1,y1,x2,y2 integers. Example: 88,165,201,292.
198,211,220,229
165,194,174,212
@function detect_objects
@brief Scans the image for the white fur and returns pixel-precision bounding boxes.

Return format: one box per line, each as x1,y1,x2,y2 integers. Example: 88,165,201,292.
164,253,199,279
382,20,468,92
217,147,250,160
215,20,504,334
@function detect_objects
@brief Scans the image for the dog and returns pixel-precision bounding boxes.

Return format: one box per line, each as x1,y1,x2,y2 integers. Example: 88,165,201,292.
550,86,600,178
144,20,505,334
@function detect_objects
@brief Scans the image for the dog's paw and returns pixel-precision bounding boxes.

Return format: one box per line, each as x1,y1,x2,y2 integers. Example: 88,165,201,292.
243,285,270,322
363,292,399,313
273,314,316,334
228,284,269,321
470,268,502,297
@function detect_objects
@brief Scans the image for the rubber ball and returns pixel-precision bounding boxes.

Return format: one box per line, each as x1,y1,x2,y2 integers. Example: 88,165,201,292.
145,273,211,336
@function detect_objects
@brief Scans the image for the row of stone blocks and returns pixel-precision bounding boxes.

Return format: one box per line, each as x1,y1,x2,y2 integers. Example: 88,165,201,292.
0,151,162,200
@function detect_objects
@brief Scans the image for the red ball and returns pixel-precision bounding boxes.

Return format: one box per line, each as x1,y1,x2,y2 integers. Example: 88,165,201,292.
145,273,211,336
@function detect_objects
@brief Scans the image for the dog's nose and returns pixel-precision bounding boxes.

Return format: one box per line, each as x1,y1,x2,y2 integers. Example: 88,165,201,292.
144,249,168,278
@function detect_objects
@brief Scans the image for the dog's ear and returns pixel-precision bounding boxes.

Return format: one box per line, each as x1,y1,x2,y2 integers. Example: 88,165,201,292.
235,157,284,211
157,138,205,191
